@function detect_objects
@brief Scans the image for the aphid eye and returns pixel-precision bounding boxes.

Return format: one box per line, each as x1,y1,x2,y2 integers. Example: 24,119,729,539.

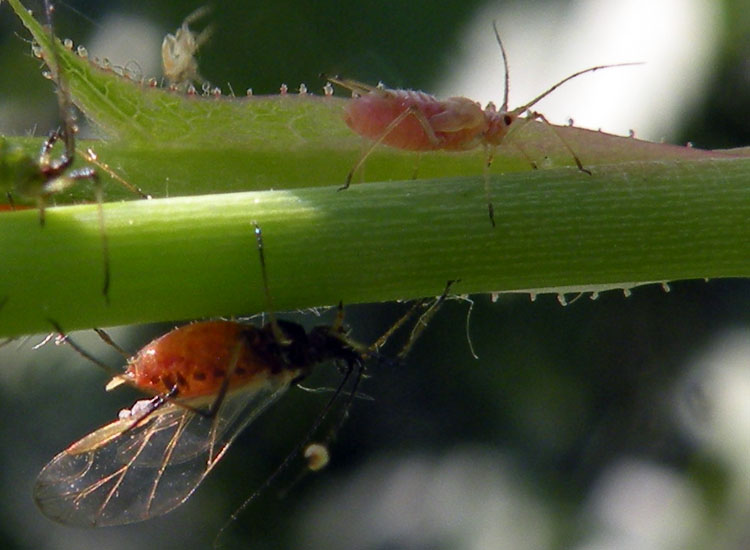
503,114,513,126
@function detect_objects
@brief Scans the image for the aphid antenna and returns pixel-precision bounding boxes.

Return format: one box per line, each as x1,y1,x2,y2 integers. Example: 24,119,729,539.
513,61,644,116
92,328,130,359
47,319,121,378
182,5,213,28
491,20,511,113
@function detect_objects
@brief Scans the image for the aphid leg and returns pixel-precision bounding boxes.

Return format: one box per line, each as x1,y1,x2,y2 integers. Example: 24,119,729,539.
508,141,539,170
91,172,111,300
81,148,151,199
39,128,71,174
527,110,591,174
410,153,422,180
35,129,71,227
368,279,457,357
36,196,47,227
368,299,427,353
43,0,75,160
397,279,456,360
123,386,179,431
41,1,114,302
330,300,345,332
342,105,439,190
215,355,364,546
252,222,290,345
483,144,496,227
42,166,111,300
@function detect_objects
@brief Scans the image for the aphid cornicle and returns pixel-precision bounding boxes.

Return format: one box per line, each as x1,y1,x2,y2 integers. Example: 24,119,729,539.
35,223,453,528
326,22,640,226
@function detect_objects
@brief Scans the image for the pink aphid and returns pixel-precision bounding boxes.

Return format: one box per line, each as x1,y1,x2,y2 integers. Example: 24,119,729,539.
344,90,490,152
326,22,640,226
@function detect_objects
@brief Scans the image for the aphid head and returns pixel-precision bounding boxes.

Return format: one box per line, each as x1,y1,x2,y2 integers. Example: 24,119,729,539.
271,319,314,367
307,323,365,370
484,110,521,146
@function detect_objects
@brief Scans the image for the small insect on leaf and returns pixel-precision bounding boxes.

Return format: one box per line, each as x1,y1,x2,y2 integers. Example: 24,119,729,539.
324,21,641,226
34,313,366,527
162,6,212,89
34,222,456,529
2,0,150,302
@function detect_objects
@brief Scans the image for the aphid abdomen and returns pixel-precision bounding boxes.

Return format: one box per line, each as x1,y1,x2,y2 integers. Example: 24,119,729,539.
124,321,288,399
427,97,488,150
344,90,486,151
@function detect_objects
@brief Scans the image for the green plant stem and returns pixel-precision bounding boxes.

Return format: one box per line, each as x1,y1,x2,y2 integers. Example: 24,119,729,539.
1,156,748,337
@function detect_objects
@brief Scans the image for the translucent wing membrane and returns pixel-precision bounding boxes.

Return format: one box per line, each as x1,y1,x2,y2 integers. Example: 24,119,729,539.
34,382,290,527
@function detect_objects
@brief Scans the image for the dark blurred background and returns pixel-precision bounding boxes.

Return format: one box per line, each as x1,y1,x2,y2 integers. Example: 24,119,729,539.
0,0,749,549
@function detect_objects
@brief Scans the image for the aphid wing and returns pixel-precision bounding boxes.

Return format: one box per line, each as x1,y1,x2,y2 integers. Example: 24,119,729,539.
34,384,290,527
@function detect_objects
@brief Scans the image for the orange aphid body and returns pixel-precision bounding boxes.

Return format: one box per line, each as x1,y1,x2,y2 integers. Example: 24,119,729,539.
118,319,361,400
34,315,368,527
122,321,285,398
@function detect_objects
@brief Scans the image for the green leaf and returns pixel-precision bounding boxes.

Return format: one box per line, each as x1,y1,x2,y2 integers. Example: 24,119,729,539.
2,0,749,337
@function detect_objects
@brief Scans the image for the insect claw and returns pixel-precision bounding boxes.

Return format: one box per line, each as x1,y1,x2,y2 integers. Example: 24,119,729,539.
339,174,353,191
